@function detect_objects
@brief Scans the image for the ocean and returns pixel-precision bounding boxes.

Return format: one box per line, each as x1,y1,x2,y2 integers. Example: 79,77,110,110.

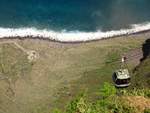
0,0,150,42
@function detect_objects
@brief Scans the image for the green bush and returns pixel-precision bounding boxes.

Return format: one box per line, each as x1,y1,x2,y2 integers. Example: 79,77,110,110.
52,109,62,113
144,89,150,98
66,94,89,113
99,82,117,98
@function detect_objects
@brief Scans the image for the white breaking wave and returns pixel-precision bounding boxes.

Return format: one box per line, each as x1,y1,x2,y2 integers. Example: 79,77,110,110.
0,22,150,42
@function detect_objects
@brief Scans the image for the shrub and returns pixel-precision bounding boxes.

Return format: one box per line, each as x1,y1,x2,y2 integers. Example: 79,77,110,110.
99,82,116,98
66,94,89,113
144,89,150,98
52,109,62,113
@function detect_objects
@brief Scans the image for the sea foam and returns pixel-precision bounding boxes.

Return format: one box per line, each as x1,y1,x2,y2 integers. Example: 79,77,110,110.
0,22,150,42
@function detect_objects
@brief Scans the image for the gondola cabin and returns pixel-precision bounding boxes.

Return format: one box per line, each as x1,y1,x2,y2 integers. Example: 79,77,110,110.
113,69,131,88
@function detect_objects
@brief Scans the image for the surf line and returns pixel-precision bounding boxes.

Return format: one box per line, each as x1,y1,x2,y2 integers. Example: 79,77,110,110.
0,22,150,43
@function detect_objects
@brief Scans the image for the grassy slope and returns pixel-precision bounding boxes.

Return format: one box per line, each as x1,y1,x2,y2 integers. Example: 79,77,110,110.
54,52,150,113
0,33,149,113
132,56,150,88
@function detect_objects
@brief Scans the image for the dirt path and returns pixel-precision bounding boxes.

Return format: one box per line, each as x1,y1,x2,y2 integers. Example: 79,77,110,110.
123,48,143,66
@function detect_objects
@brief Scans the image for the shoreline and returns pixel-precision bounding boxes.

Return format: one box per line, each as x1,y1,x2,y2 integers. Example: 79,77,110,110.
0,29,150,44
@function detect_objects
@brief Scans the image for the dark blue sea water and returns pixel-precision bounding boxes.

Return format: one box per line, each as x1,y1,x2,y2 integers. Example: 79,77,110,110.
0,0,150,32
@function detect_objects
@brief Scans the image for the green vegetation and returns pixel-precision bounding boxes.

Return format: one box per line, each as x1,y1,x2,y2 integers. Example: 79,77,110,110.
53,83,137,113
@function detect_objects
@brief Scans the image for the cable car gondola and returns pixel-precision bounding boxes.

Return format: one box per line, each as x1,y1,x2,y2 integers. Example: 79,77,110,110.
113,56,131,88
113,69,131,87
